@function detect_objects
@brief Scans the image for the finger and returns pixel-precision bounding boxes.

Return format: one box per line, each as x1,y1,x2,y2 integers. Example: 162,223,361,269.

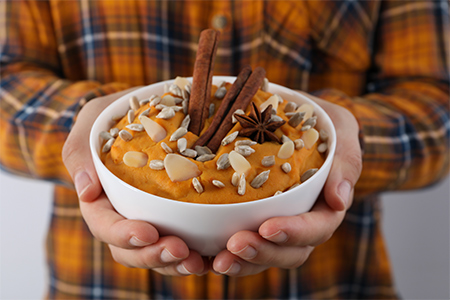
109,236,192,273
213,233,313,276
62,88,138,202
79,192,159,248
259,197,346,247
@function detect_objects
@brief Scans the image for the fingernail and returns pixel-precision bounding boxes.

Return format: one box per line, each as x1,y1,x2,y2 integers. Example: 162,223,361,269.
231,245,257,259
129,236,152,247
74,171,92,198
262,230,288,243
338,180,352,207
220,261,241,275
161,249,181,263
176,263,192,275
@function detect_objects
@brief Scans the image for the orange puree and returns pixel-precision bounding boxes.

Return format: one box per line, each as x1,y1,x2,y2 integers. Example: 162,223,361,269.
101,84,325,204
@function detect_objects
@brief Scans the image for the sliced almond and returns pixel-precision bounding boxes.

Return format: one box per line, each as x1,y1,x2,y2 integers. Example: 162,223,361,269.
261,78,269,92
173,76,191,91
160,95,176,106
302,128,319,149
164,153,201,182
229,150,252,175
296,103,314,121
139,115,167,142
123,151,148,168
260,94,279,113
277,140,295,159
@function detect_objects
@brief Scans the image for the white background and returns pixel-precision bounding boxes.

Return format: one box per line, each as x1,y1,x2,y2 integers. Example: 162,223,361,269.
0,171,449,300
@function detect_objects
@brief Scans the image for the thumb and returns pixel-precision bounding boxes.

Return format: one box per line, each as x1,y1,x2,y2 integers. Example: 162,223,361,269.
62,88,138,202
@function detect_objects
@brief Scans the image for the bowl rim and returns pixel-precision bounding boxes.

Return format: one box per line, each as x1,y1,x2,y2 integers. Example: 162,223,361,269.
90,76,336,208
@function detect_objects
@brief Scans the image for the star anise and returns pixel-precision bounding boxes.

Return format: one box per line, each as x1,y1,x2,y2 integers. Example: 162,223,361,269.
234,102,286,144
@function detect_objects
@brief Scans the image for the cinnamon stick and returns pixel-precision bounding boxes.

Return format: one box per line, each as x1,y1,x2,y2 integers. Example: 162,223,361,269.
188,29,220,136
193,65,252,148
206,66,266,152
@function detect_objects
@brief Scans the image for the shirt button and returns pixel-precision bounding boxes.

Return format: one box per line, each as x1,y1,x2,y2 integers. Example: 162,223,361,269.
211,15,228,30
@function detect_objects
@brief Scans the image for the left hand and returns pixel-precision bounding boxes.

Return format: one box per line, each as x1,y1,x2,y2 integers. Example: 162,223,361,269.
212,94,363,276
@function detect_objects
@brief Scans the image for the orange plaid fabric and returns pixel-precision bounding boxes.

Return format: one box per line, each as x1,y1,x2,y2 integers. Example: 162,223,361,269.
0,0,448,299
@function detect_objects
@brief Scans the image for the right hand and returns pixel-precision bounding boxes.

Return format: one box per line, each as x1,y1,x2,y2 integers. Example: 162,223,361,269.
62,89,209,276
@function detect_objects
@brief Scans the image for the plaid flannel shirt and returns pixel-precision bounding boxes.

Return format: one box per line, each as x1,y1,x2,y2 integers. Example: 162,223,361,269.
1,0,449,299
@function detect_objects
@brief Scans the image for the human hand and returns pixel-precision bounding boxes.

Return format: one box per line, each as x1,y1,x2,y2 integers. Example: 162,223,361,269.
212,93,363,276
62,89,208,276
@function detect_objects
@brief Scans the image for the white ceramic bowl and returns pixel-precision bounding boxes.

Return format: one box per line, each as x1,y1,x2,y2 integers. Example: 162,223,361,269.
90,76,336,256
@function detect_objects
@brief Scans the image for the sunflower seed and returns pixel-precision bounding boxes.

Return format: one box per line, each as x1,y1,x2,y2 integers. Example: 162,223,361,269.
192,177,203,194
284,102,297,113
238,173,246,195
156,107,175,119
281,162,291,173
235,145,255,157
185,82,192,94
270,115,284,123
288,111,305,128
232,109,245,123
161,142,173,153
169,84,182,97
250,170,270,189
318,142,328,153
294,139,304,150
111,113,125,122
181,148,197,158
182,100,189,114
319,129,329,142
150,96,162,107
140,108,150,117
209,103,215,118
180,114,190,129
182,89,190,101
196,154,216,162
274,190,283,196
214,86,227,99
296,103,314,121
123,151,148,168
261,155,275,167
235,140,257,147
216,153,231,170
126,124,144,132
170,127,188,141
102,138,115,153
109,128,119,138
170,105,183,112
195,145,212,156
288,183,300,190
155,104,167,110
302,116,317,129
301,168,318,182
216,80,226,88
164,83,169,93
301,125,311,132
177,138,187,153
139,98,150,106
119,130,133,142
277,140,295,159
231,172,240,186
221,131,239,146
281,135,292,144
129,96,140,111
261,78,269,92
99,131,113,141
127,109,135,123
149,159,165,170
212,180,225,188
285,112,297,117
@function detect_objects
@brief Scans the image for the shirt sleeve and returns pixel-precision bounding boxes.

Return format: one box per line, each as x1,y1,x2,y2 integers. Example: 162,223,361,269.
0,0,130,186
312,0,450,198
